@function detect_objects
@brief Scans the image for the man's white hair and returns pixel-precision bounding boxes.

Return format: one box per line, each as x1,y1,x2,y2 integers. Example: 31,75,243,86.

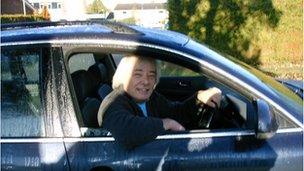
112,55,160,89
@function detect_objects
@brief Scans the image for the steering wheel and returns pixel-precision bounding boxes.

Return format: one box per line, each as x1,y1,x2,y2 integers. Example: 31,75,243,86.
197,102,220,129
197,95,243,129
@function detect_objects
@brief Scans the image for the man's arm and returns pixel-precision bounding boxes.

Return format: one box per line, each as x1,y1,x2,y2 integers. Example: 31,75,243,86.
152,87,222,128
150,91,200,128
101,104,165,149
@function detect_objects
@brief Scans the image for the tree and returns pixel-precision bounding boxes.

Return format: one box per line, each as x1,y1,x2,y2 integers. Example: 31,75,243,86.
40,6,50,20
168,0,282,67
86,0,108,14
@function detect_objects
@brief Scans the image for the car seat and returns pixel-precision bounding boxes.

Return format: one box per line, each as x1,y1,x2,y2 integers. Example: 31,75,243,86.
71,70,100,127
87,63,113,101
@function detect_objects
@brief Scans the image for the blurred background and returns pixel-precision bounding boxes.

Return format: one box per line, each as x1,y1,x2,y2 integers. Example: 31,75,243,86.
1,0,303,80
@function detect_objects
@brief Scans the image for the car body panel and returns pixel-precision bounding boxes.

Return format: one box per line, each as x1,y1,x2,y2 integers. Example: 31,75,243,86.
63,129,302,171
278,80,303,90
277,79,303,99
1,21,303,170
1,140,69,170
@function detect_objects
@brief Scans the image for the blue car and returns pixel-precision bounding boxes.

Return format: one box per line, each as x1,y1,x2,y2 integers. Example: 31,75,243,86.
1,21,303,171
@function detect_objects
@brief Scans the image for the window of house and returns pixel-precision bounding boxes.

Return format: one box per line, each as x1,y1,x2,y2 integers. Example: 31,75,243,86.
52,2,58,9
58,3,61,9
1,48,45,137
33,3,40,9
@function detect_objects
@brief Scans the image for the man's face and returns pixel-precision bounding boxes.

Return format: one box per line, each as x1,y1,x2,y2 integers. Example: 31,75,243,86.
125,58,156,103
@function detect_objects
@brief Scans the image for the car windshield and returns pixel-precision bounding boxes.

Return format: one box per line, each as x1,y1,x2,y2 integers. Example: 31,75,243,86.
188,40,302,111
228,56,302,108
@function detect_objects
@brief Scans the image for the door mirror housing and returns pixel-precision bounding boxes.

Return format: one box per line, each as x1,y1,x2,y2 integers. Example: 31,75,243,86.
255,99,278,139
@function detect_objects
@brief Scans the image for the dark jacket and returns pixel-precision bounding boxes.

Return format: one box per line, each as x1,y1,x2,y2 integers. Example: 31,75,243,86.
97,86,201,149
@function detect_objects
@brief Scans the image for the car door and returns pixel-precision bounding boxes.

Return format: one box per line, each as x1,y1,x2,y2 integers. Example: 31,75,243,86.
141,57,302,170
1,46,69,171
107,57,302,170
61,46,302,170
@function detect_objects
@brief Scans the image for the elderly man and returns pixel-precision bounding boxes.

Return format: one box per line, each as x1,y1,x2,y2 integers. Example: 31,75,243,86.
98,55,222,149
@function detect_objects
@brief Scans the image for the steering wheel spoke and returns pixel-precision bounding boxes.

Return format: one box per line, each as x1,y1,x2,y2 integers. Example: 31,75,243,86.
196,95,243,129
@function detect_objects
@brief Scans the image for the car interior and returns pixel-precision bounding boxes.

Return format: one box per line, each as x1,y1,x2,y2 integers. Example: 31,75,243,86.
66,49,253,137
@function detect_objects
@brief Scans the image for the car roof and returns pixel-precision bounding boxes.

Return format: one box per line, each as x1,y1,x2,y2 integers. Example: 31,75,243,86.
1,20,190,47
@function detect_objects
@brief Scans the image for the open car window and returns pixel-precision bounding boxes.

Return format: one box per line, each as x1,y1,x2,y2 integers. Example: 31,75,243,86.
65,50,297,138
67,52,252,137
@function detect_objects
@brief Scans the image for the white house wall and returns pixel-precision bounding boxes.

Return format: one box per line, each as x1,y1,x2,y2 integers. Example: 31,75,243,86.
114,10,134,20
28,0,86,21
114,9,168,29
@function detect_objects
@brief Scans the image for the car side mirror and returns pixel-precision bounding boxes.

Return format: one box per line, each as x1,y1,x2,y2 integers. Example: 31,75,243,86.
255,99,278,139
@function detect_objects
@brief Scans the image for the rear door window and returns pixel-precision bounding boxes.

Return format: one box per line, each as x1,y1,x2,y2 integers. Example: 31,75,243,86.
1,48,45,137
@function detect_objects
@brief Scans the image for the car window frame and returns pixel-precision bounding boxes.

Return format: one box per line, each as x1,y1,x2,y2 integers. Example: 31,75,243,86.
61,45,254,138
54,41,302,140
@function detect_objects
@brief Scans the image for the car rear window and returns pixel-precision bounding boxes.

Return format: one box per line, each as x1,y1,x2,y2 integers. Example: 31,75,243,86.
68,53,95,73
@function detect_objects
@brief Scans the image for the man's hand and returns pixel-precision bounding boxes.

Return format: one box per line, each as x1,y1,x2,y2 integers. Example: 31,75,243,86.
197,87,222,108
162,118,185,131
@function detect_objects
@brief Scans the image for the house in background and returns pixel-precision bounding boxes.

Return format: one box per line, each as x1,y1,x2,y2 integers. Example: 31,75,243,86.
27,0,86,21
1,0,35,15
2,0,169,27
113,2,168,29
28,0,64,21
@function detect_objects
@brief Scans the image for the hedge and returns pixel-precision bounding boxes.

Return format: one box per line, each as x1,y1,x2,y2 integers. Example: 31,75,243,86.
1,15,49,24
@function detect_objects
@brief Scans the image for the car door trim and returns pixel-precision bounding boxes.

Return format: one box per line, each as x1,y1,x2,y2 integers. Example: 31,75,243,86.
0,138,64,143
1,128,301,143
1,39,303,129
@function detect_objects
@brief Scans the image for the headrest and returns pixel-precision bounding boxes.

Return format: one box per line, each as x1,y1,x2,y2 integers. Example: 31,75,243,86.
88,63,108,86
98,84,113,101
71,70,95,105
